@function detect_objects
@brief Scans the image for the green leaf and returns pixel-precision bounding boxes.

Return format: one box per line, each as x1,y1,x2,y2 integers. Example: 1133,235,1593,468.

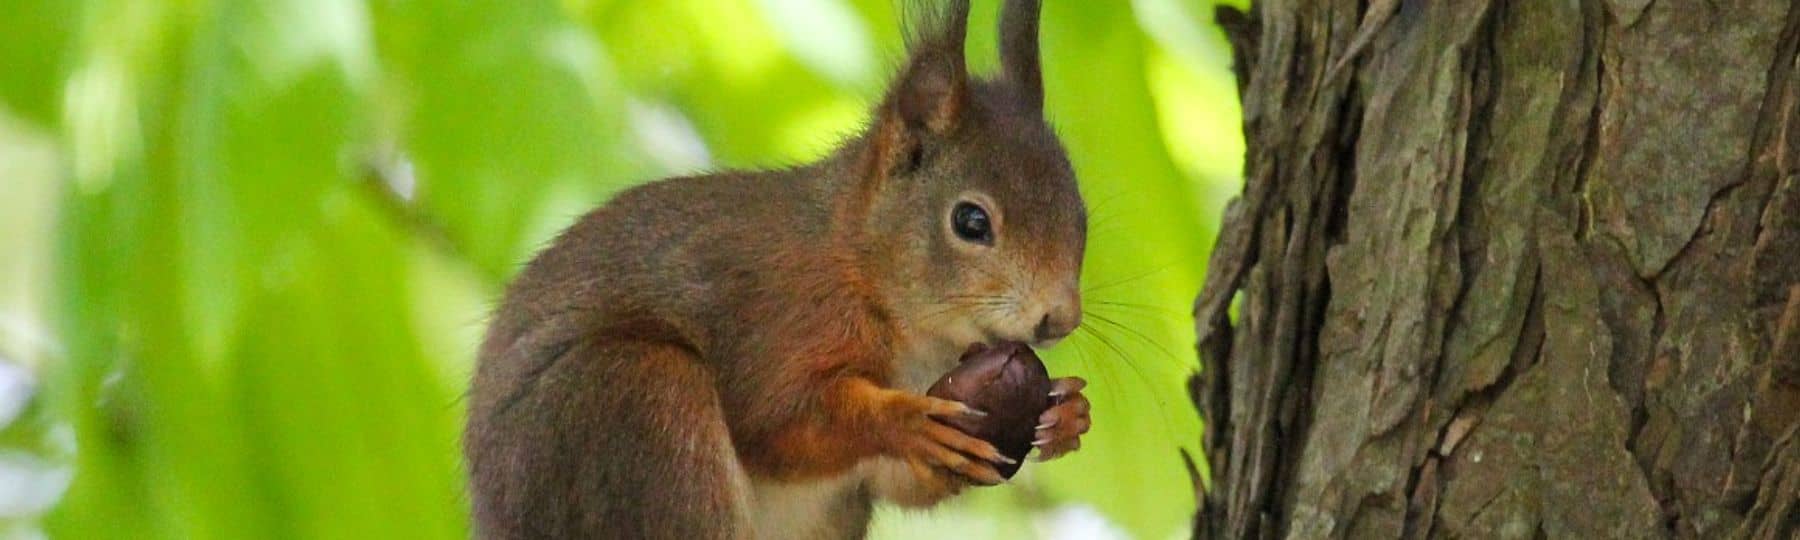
581,0,865,166
374,0,645,279
49,0,467,537
0,0,79,126
1025,0,1211,536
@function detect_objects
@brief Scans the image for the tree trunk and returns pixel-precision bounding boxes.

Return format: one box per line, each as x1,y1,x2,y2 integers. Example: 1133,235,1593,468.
1190,1,1800,538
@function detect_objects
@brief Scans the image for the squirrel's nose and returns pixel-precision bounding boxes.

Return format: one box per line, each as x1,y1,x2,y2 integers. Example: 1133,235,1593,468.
1033,290,1082,343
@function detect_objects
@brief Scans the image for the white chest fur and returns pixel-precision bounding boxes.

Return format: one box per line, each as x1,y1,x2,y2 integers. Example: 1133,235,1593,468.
749,474,864,539
893,338,963,394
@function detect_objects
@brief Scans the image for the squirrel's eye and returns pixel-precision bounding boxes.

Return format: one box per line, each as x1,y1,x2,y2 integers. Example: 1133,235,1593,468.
951,202,993,245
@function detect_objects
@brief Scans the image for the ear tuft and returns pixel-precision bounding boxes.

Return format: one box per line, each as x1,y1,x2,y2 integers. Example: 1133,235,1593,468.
893,0,970,133
901,0,972,63
869,0,972,178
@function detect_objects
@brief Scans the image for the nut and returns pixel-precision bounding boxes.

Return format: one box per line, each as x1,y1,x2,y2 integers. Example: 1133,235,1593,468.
926,342,1053,478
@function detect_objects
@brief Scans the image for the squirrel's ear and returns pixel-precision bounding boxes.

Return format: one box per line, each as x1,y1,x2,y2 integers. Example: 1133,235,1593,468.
999,0,1043,114
869,0,970,177
889,46,967,135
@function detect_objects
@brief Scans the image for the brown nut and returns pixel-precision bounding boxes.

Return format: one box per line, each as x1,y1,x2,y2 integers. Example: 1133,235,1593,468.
925,342,1053,478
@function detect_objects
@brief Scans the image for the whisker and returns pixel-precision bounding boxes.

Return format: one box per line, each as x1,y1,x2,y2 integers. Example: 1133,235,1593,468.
912,302,977,324
1081,187,1154,240
1085,209,1134,239
1083,311,1182,362
899,293,1010,303
1071,323,1180,447
1083,300,1188,320
896,295,1015,311
1083,188,1133,216
1081,262,1180,294
1066,332,1124,423
966,264,1028,302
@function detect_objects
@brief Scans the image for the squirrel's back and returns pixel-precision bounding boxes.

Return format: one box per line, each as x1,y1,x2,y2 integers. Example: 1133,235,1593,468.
483,161,846,361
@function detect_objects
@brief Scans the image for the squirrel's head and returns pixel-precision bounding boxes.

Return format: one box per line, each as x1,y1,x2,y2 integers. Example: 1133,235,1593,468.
849,0,1085,351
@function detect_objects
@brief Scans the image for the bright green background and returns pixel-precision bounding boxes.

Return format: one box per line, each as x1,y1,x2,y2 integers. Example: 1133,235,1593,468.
0,0,1244,538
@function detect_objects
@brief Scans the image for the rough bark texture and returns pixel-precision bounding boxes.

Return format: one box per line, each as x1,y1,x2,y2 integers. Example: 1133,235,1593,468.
1191,1,1800,538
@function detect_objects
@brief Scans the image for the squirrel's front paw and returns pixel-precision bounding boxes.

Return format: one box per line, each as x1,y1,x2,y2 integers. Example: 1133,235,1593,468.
1032,377,1091,462
887,394,1012,485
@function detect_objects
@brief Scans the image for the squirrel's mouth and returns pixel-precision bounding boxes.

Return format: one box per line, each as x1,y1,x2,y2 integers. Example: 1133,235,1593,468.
968,330,1003,352
965,339,1029,358
977,332,1063,351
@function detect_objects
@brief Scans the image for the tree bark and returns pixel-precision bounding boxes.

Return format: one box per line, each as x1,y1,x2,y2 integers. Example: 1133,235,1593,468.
1191,1,1800,538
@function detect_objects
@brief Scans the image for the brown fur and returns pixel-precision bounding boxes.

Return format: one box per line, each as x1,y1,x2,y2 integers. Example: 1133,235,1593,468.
464,1,1084,538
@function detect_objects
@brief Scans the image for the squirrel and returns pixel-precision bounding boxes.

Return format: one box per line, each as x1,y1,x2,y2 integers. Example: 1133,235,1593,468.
464,0,1092,538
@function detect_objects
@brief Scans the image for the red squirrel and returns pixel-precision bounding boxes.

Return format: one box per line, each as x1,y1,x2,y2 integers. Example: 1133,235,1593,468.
465,1,1091,537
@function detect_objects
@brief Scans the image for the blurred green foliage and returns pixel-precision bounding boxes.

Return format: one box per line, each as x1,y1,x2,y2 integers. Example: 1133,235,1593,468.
0,0,1243,538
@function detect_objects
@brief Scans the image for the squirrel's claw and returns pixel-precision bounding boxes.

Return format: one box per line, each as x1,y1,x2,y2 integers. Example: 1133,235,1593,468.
919,396,985,419
909,427,1006,485
1032,377,1091,462
888,393,1013,486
